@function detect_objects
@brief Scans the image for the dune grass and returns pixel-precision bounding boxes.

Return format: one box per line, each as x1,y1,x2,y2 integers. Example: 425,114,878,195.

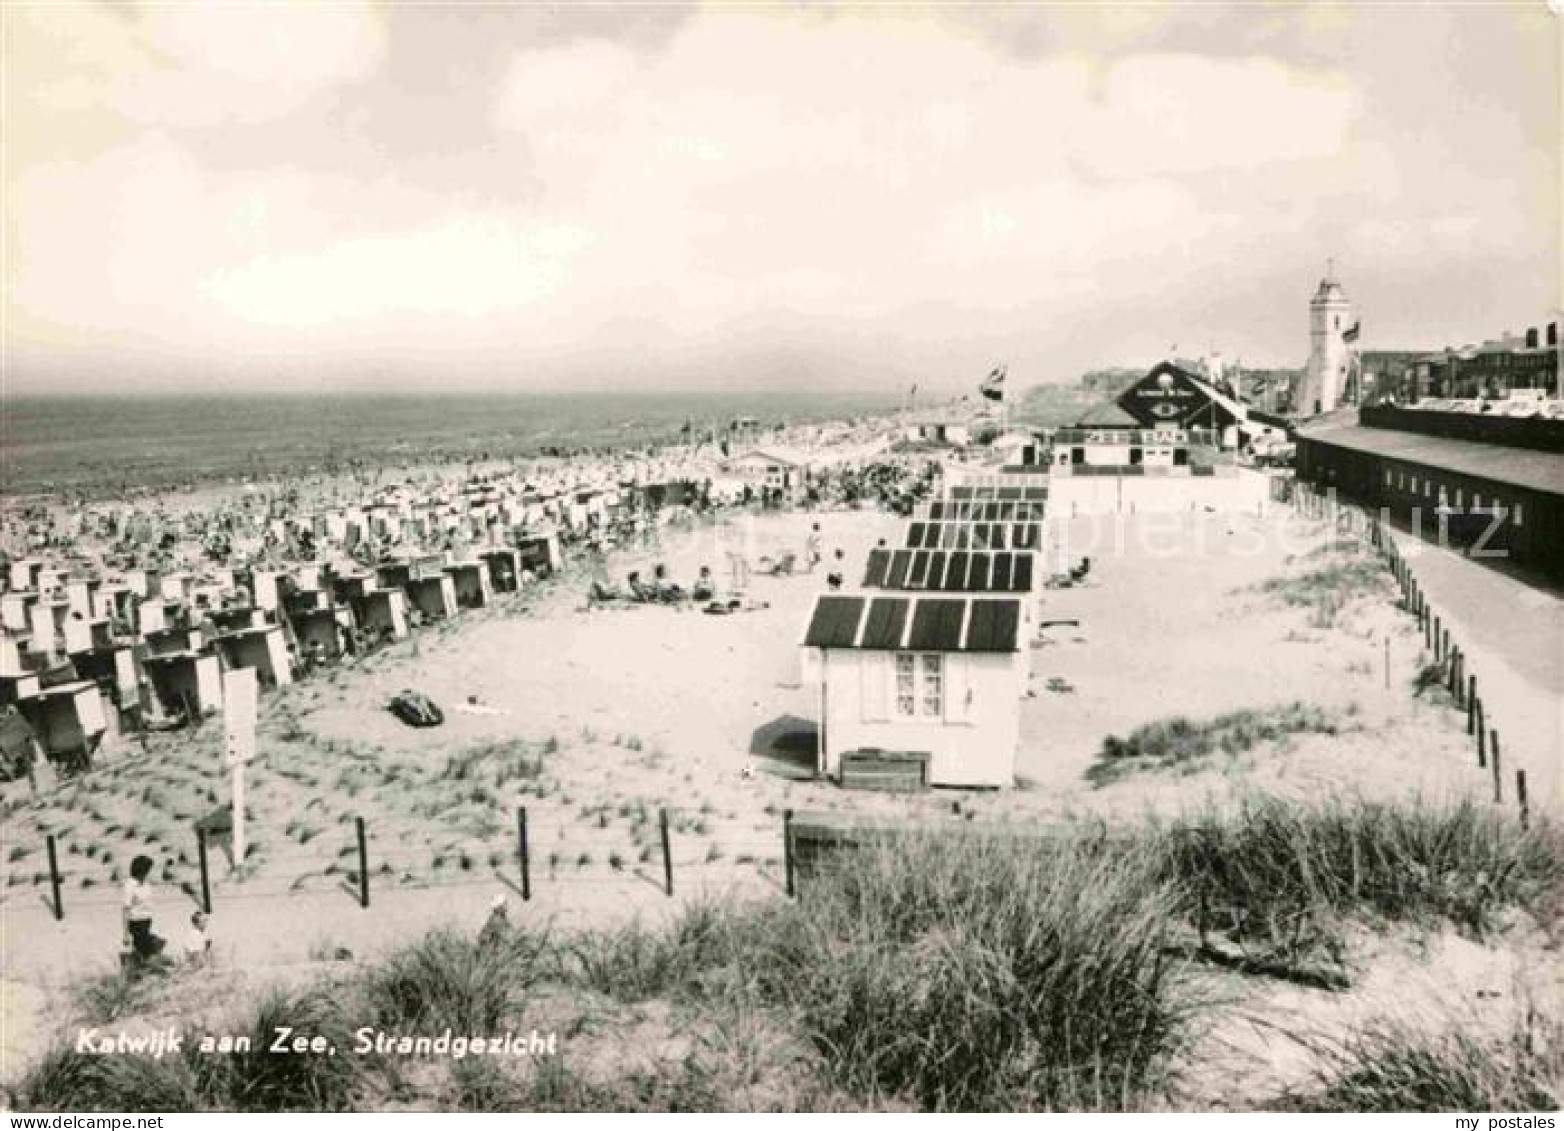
363,927,548,1034
1275,1010,1563,1112
1160,796,1562,984
15,796,1561,1113
1261,555,1391,628
1094,702,1345,783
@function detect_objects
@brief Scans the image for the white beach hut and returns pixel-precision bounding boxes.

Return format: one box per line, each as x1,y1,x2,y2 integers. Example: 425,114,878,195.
800,592,1026,788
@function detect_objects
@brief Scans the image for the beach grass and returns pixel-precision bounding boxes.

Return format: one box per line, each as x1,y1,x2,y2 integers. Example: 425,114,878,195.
1093,701,1346,783
1274,1011,1563,1112
15,795,1561,1113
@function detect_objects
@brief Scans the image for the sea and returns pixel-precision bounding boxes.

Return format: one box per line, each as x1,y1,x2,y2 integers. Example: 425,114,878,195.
0,390,898,498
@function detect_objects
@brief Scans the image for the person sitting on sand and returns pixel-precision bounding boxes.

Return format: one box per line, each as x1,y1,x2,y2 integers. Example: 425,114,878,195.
806,524,822,570
691,566,715,602
181,909,213,968
478,894,512,951
627,571,654,602
652,563,683,602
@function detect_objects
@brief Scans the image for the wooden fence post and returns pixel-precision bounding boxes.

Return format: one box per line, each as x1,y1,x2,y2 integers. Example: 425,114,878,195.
1517,770,1529,830
1467,678,1477,733
659,808,674,897
355,816,370,909
46,834,63,922
783,809,795,898
1476,701,1486,767
1490,733,1502,803
517,807,531,902
197,828,212,915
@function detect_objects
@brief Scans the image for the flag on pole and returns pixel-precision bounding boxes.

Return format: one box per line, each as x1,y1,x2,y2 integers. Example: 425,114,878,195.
979,365,1006,402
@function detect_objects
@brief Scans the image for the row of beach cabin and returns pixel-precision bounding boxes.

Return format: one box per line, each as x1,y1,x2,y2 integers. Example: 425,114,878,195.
0,442,840,777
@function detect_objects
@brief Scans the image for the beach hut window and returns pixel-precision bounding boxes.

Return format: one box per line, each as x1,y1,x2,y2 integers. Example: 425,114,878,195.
893,653,943,718
895,654,916,716
921,654,944,716
1513,503,1523,526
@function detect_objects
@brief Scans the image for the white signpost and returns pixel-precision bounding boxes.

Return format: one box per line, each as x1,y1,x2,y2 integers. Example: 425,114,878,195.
222,667,258,867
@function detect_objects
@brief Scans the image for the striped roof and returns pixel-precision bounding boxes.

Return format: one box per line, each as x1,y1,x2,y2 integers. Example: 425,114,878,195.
802,594,1022,652
924,500,1045,523
947,485,1049,501
905,521,1043,551
863,548,1036,593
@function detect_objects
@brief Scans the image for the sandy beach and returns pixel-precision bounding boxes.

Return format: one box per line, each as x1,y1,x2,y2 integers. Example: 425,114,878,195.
2,501,1518,974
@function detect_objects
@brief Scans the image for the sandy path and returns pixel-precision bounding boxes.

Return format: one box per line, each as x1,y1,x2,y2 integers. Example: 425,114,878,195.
1386,528,1562,810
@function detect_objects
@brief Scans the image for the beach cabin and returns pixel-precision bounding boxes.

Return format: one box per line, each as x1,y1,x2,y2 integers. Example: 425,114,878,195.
801,593,1026,788
145,626,204,658
513,533,563,576
159,572,193,603
406,570,458,623
62,615,114,657
480,548,522,594
356,588,409,642
444,562,492,610
721,451,809,502
250,570,284,613
142,650,222,717
210,606,267,635
902,421,973,448
0,636,29,680
115,570,149,599
68,644,138,712
28,600,69,658
291,604,354,663
135,597,182,636
8,560,44,593
15,681,109,768
213,625,293,688
0,636,44,706
992,429,1046,467
376,561,413,592
1,591,37,634
65,577,101,620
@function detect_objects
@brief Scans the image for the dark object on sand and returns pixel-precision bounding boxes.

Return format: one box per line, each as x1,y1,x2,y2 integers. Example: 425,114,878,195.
389,689,444,727
0,708,39,782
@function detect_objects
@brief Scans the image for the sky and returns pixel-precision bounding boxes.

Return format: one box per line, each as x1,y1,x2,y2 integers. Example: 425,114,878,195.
4,2,1559,397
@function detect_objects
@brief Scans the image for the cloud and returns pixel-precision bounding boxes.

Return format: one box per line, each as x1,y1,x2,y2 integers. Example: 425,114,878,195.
204,215,593,328
1083,54,1357,176
3,6,1553,393
16,2,387,130
493,41,640,124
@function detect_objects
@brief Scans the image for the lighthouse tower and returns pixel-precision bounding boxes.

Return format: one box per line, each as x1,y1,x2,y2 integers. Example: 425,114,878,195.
1299,262,1354,416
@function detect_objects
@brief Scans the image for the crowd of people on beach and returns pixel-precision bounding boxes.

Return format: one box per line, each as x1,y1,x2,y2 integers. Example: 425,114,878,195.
0,412,945,780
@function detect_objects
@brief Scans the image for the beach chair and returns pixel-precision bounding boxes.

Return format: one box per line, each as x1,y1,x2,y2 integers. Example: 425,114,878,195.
761,551,797,577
